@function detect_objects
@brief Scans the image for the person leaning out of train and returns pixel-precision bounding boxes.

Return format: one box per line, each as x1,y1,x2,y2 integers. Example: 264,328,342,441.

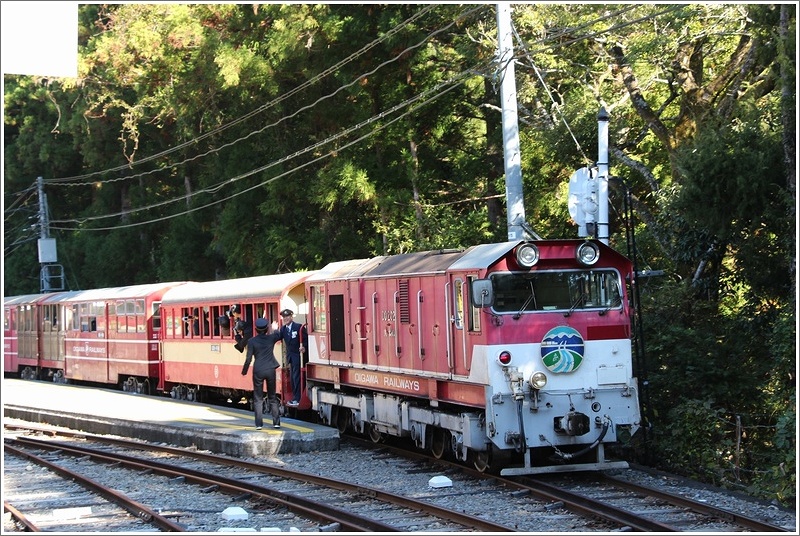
230,304,251,353
241,317,283,429
280,309,308,406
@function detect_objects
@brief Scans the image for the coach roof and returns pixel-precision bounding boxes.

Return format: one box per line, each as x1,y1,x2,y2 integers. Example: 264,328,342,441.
161,272,312,306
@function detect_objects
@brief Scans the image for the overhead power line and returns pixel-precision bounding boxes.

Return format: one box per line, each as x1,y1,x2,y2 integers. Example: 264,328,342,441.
43,4,484,187
48,67,484,231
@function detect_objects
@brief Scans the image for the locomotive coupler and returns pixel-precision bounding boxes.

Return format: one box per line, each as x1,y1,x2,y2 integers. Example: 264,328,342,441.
554,410,591,436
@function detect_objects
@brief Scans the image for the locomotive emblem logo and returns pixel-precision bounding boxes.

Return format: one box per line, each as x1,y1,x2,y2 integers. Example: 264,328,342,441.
541,326,584,373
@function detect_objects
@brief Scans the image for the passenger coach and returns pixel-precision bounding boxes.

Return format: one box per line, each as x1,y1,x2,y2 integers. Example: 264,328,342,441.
159,272,313,406
4,293,59,380
39,282,187,392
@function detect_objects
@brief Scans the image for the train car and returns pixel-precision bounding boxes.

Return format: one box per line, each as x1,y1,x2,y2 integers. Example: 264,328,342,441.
36,282,187,392
159,272,313,407
3,293,61,380
305,239,642,475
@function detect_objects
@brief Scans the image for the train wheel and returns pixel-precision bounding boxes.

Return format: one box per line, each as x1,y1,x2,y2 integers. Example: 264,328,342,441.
469,449,492,473
336,407,349,433
430,428,447,459
367,423,383,444
139,379,151,395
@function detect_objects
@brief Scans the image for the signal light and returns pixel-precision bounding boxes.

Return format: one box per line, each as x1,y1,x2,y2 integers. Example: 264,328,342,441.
497,350,512,366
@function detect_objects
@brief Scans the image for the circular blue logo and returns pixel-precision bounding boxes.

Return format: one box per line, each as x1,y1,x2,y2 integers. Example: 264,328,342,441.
541,326,584,373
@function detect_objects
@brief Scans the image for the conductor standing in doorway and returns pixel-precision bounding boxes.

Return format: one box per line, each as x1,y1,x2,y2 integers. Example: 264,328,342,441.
241,318,282,429
280,309,307,406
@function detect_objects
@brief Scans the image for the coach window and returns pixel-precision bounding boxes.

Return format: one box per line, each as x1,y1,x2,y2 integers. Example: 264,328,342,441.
166,309,179,338
80,303,90,331
62,305,73,332
201,307,212,336
152,302,162,331
110,300,120,332
41,304,52,332
108,301,117,333
134,299,145,332
4,308,10,331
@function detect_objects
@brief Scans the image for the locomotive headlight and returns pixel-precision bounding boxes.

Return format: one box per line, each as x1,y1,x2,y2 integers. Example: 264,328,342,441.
576,241,600,266
529,371,547,390
496,350,512,367
515,242,540,268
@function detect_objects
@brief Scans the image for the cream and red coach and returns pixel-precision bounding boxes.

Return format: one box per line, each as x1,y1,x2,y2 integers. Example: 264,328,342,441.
158,272,312,405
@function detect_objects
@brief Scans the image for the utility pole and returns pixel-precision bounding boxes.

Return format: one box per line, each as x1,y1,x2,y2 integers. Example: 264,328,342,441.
597,107,610,245
496,3,525,241
37,176,64,292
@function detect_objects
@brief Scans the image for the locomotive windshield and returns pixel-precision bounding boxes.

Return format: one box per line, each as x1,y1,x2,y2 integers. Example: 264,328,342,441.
488,269,622,314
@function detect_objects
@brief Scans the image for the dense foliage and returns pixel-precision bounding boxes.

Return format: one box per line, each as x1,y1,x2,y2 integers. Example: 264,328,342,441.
3,4,795,505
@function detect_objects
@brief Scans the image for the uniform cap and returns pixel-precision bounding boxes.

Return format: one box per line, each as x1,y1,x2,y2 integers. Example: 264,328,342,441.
280,309,294,317
255,318,269,330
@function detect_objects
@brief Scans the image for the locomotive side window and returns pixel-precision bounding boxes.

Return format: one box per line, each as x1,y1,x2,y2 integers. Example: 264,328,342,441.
490,269,622,314
329,294,345,353
452,279,464,330
311,284,326,332
467,276,481,332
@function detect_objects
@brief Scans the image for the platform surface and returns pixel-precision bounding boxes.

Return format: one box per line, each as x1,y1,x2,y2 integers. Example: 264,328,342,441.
2,379,339,456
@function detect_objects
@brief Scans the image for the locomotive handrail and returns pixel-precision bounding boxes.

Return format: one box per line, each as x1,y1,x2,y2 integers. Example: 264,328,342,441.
417,290,424,361
459,280,469,372
371,292,378,358
393,291,400,359
444,282,453,371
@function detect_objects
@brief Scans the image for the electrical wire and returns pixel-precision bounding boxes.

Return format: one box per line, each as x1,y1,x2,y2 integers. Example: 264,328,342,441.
7,4,685,234
48,67,484,231
43,4,486,187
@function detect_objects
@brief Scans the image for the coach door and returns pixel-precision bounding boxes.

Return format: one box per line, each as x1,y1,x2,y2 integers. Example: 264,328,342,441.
40,302,66,374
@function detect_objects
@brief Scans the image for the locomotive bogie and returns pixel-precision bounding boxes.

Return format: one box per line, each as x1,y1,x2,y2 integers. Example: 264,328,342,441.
310,382,490,461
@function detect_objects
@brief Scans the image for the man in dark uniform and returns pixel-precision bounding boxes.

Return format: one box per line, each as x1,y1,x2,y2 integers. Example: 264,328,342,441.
241,318,282,429
280,309,307,406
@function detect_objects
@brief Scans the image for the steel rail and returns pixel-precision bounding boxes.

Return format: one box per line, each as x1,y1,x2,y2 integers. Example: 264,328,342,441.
599,473,790,533
8,427,516,532
3,500,40,532
4,444,187,531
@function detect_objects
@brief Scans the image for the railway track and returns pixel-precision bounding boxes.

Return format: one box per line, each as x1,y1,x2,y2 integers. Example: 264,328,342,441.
4,423,794,533
3,426,515,532
343,435,792,533
3,444,184,532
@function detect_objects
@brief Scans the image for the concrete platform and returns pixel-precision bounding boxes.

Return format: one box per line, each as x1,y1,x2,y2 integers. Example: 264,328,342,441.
2,379,339,457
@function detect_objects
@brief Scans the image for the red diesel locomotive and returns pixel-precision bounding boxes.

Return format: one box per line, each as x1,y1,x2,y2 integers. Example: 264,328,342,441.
3,238,642,474
303,239,641,474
